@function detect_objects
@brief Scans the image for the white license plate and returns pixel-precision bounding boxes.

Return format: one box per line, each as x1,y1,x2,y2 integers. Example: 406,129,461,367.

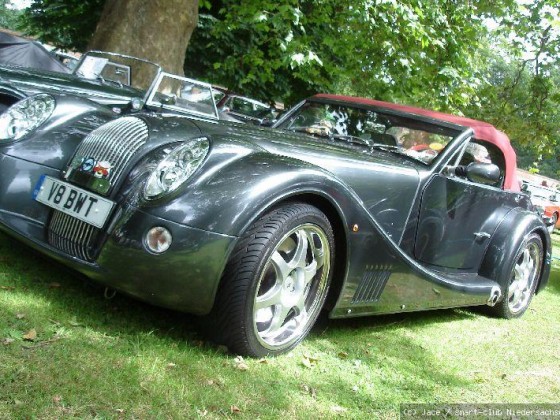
33,175,115,229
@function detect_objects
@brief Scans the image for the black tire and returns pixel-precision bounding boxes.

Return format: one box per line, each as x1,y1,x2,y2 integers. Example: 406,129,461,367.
208,203,334,357
489,232,543,319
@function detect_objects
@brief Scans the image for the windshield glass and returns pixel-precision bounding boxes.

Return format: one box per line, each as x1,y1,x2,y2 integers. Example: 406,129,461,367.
74,51,161,93
145,72,219,120
275,101,459,164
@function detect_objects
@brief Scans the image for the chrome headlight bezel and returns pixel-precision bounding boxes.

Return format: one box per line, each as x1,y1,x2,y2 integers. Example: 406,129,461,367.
143,137,210,200
0,94,56,141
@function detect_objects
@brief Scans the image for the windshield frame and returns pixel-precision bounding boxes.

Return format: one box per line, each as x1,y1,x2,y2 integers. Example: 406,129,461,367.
73,51,162,102
144,72,220,120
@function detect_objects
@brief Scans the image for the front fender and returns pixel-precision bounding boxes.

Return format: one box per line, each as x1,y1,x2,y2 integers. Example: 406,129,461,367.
142,148,357,237
480,207,551,293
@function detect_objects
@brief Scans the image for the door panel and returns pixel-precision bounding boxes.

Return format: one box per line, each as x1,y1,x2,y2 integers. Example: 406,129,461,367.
414,174,516,270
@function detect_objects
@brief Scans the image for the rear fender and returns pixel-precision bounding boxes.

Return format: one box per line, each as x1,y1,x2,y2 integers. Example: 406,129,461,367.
480,208,551,294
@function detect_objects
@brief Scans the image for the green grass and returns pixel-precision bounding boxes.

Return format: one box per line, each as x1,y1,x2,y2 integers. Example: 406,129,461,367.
1,231,559,419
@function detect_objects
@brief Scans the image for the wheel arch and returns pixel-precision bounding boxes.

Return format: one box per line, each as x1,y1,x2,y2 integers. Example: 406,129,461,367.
480,208,551,295
204,199,342,356
202,159,352,318
242,192,350,313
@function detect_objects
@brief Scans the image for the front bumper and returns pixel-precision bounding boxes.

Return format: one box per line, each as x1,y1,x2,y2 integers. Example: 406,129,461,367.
0,152,236,315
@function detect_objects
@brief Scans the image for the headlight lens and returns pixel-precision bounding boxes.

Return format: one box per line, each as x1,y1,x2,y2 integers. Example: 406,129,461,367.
0,94,56,141
144,137,209,200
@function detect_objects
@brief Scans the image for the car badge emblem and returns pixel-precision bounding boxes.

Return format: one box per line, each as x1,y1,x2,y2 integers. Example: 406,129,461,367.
81,157,96,172
65,155,113,195
93,161,112,178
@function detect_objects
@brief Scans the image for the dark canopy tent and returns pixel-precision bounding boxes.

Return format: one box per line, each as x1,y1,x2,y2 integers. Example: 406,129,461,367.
0,31,70,73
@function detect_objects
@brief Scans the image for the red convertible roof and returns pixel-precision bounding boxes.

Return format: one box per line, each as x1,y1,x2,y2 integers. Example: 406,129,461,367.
314,94,520,191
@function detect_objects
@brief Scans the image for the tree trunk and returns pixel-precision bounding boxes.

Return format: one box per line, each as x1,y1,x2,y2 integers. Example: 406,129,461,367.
88,0,198,75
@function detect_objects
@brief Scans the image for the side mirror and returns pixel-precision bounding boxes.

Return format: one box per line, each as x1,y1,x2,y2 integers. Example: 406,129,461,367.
448,162,501,185
465,162,501,185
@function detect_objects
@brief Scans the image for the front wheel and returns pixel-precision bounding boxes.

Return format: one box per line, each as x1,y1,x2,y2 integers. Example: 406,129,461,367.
209,203,334,357
489,232,543,318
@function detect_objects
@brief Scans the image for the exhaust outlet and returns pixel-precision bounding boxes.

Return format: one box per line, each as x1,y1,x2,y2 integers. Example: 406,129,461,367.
486,286,501,306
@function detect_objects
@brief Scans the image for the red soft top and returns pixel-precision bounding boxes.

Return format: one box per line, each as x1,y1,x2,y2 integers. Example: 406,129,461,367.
314,94,520,191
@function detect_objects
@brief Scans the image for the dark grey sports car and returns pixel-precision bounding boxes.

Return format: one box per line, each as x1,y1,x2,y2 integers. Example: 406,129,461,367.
0,50,240,124
0,90,551,356
0,51,161,112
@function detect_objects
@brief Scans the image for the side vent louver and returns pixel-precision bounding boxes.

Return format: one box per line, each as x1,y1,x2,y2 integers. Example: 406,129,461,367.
352,266,392,303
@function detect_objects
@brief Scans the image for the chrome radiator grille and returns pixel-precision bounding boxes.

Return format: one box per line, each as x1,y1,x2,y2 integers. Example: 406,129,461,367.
48,212,100,261
48,117,149,261
66,116,149,188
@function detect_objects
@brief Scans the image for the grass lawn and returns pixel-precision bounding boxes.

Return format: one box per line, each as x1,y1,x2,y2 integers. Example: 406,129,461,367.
1,231,559,419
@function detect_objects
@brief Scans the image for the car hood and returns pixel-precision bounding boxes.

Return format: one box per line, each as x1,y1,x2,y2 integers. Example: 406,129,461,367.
195,119,424,173
192,120,423,241
0,65,142,106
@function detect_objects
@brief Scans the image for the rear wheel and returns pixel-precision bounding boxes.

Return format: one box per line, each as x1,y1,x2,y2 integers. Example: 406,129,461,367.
489,233,543,318
209,203,334,357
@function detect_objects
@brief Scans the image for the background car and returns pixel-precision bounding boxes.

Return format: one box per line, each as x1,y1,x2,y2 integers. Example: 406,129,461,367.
48,49,81,71
0,50,240,123
0,50,161,112
0,92,551,357
217,93,281,124
522,181,560,233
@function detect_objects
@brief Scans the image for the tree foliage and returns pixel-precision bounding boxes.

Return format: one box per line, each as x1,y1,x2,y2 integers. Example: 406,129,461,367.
18,0,103,51
0,0,24,31
185,0,517,108
465,0,560,177
13,0,560,177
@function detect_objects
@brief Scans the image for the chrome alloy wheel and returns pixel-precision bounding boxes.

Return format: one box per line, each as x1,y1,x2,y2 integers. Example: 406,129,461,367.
253,223,331,350
507,240,541,314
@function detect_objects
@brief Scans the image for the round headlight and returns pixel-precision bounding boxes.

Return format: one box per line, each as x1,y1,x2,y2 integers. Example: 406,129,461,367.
144,137,210,200
0,94,56,141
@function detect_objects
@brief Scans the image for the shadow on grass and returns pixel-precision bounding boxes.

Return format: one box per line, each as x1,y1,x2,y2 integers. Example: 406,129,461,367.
0,232,477,416
0,233,198,342
546,263,560,295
